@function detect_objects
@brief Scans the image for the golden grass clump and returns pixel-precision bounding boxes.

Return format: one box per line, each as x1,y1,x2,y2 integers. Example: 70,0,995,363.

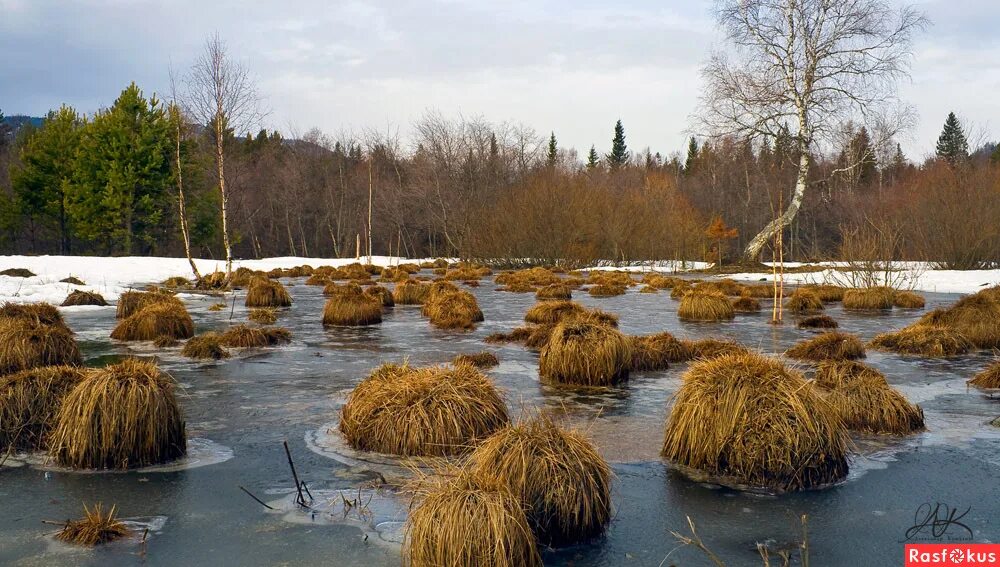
629,332,691,371
220,324,292,347
393,279,431,305
869,325,972,357
110,302,194,342
322,291,383,327
813,360,924,435
181,333,230,360
0,365,86,451
641,273,680,289
305,273,330,286
731,296,761,313
161,276,191,288
0,318,82,374
677,291,735,322
152,335,178,348
404,471,542,567
669,282,692,300
662,352,849,492
969,361,1000,389
363,284,395,307
422,290,484,330
588,284,626,297
1,301,66,327
61,276,85,285
811,284,846,302
496,282,537,293
785,289,824,312
115,290,180,319
467,415,612,544
536,283,572,301
914,291,1000,348
786,331,866,361
248,308,278,324
340,363,509,456
443,264,492,281
842,287,895,310
61,290,108,307
741,284,776,299
893,291,926,309
587,270,635,288
453,351,500,369
639,285,658,294
797,315,839,329
682,338,750,360
49,359,186,469
244,277,292,308
207,302,225,312
495,267,561,287
55,503,131,547
323,281,364,296
523,300,618,327
539,321,632,386
1,268,35,277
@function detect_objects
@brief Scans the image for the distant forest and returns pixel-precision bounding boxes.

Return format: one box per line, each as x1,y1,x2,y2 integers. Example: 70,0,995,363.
2,95,999,269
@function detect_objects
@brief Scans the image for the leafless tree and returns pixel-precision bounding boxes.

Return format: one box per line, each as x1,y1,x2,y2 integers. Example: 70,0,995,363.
698,0,927,261
185,32,264,280
167,67,201,282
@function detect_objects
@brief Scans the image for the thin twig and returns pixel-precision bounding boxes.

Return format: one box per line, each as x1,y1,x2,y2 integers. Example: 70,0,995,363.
283,441,308,507
239,485,275,510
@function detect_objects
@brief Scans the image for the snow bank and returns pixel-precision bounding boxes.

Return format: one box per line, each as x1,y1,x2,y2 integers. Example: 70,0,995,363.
0,255,442,306
724,267,1000,295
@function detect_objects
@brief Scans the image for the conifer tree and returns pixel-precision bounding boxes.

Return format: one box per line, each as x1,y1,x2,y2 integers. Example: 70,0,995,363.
605,119,629,169
546,131,557,167
586,145,600,170
684,136,699,175
935,112,969,165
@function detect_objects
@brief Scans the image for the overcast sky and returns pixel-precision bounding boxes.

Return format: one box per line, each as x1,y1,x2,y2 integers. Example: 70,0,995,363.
2,0,998,160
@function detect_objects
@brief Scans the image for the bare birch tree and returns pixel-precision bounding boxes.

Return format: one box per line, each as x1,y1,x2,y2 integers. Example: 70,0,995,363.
185,33,263,281
167,67,201,282
698,0,926,261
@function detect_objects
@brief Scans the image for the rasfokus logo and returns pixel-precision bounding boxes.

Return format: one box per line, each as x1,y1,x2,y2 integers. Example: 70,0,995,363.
905,544,1000,566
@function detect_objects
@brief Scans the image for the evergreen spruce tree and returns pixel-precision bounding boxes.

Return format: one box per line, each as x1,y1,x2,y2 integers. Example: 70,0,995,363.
586,145,600,170
605,119,629,169
546,131,557,167
684,136,699,175
68,83,172,254
9,105,83,253
935,112,969,164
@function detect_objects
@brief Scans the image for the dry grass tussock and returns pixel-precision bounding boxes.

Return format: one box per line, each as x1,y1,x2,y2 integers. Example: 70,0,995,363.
677,291,735,322
786,332,866,361
404,470,541,567
0,365,86,451
219,324,291,347
785,289,824,312
115,290,180,319
49,358,186,469
0,317,82,374
536,283,572,301
893,291,926,309
797,315,838,329
339,363,508,456
393,279,431,305
181,333,230,360
322,291,383,326
1,301,65,327
61,290,107,307
913,291,1000,348
842,287,895,310
363,284,395,307
629,332,691,371
869,325,972,357
641,273,681,289
681,338,750,361
248,308,277,324
495,267,561,288
662,352,849,492
55,503,131,546
453,352,500,369
539,321,631,386
467,414,612,545
587,284,626,297
586,271,635,288
244,277,292,308
523,301,618,327
813,361,924,435
731,296,761,313
969,361,1000,389
110,302,194,341
421,289,484,330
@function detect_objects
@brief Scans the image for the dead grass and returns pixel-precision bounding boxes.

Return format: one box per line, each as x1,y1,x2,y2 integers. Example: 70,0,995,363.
220,324,291,347
731,296,761,313
536,283,572,301
421,290,484,330
797,315,839,329
392,279,431,305
869,326,972,357
115,290,181,319
61,291,108,307
453,351,500,369
322,292,383,327
539,321,632,386
0,268,34,277
0,365,86,451
248,308,278,324
467,414,612,545
49,358,186,469
785,289,824,312
181,333,230,360
363,284,395,307
340,363,509,456
152,336,178,348
1,301,66,327
681,338,750,360
587,284,627,297
55,503,131,546
893,291,926,309
161,276,191,288
404,471,541,567
813,361,925,434
842,287,895,310
969,361,1000,389
914,291,1000,348
630,332,691,370
495,267,561,288
641,273,681,289
110,302,194,341
786,332,866,361
677,291,735,322
244,277,292,308
662,352,849,492
0,318,82,374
